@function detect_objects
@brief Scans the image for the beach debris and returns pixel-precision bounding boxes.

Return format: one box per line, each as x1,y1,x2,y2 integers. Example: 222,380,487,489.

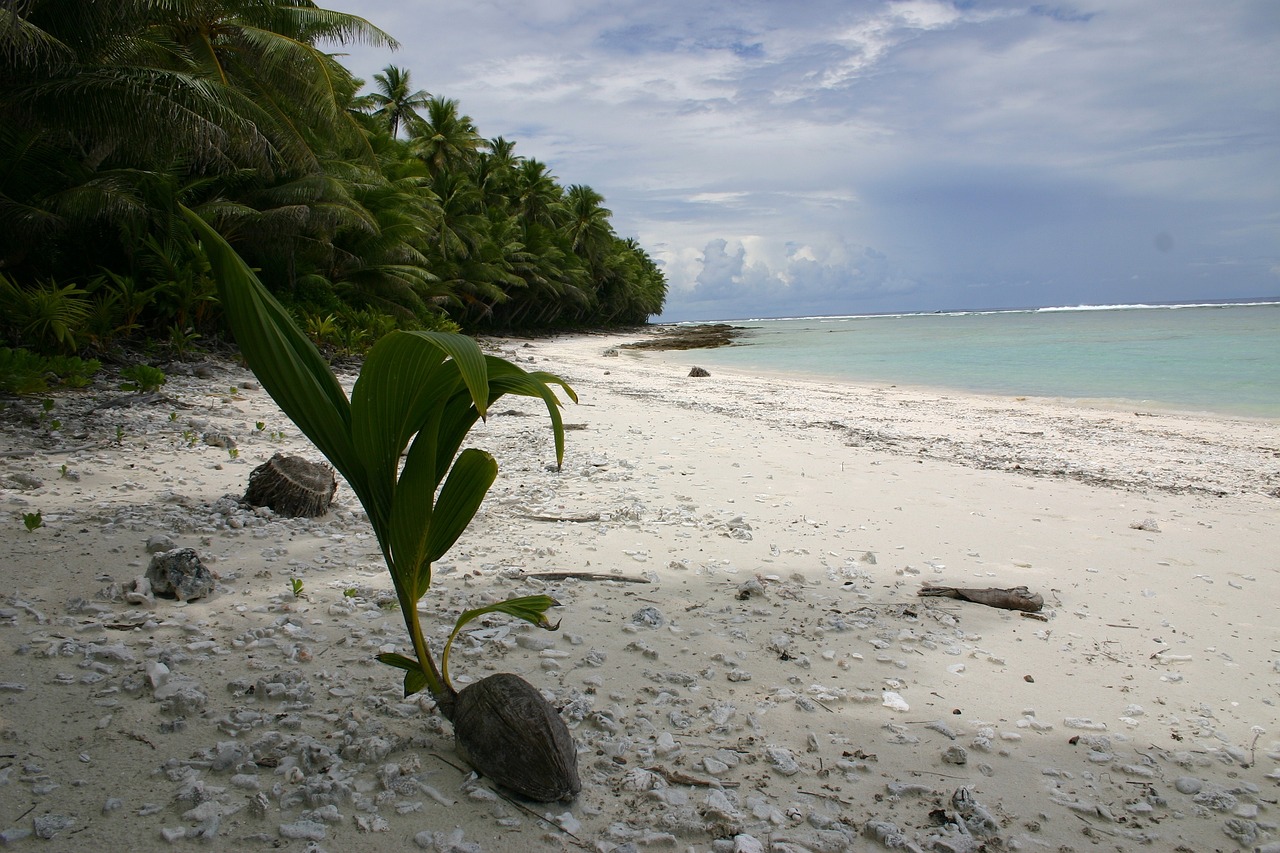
145,547,215,601
688,366,711,377
917,584,1044,612
450,673,581,802
1129,517,1161,532
243,452,336,518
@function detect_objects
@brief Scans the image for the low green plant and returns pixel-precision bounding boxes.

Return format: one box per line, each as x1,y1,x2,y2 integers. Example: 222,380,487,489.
120,364,166,393
304,313,340,347
22,511,43,531
0,348,100,394
290,578,304,597
60,464,68,478
115,425,125,445
168,324,202,360
227,447,239,460
186,206,580,800
255,421,265,432
0,273,91,354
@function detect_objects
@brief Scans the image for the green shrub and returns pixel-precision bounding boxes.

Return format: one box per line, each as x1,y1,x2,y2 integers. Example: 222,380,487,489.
120,363,166,393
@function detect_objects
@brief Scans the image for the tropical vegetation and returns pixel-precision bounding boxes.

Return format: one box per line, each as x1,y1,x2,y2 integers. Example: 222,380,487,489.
0,0,667,372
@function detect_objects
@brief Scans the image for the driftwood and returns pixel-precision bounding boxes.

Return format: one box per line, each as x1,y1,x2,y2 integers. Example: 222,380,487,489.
917,584,1044,612
522,571,650,584
523,513,601,523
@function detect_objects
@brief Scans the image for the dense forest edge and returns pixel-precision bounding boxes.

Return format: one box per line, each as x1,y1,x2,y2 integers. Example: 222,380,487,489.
0,1,669,392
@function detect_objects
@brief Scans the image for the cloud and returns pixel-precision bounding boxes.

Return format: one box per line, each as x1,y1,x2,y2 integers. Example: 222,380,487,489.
666,235,918,319
335,0,1280,319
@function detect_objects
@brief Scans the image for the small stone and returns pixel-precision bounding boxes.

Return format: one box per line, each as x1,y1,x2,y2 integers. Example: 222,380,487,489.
145,534,177,554
1174,776,1203,794
766,747,800,776
688,366,711,378
942,746,968,766
278,819,326,841
703,757,731,776
882,691,909,712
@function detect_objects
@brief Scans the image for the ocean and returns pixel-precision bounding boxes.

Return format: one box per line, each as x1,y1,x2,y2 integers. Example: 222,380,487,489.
674,302,1280,419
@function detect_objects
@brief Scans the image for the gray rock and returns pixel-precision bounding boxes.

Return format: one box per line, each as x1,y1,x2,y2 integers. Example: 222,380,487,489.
203,432,237,449
146,548,215,601
3,473,43,491
145,534,177,554
631,606,665,628
33,814,74,840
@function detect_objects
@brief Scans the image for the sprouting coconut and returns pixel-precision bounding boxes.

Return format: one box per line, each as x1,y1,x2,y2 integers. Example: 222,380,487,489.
188,208,580,801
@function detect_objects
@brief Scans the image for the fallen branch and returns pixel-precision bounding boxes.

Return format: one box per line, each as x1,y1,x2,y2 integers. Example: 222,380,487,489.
644,765,738,788
523,513,601,523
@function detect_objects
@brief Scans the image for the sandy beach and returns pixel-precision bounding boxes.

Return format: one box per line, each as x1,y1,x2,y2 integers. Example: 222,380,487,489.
1,329,1278,852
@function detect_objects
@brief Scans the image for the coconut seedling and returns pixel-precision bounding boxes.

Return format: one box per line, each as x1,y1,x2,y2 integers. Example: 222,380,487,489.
182,207,581,801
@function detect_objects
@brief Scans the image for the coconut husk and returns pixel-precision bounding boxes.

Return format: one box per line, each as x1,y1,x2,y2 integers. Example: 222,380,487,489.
449,673,580,802
243,453,336,518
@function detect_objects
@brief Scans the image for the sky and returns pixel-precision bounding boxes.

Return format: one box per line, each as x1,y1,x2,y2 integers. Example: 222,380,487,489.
330,0,1280,321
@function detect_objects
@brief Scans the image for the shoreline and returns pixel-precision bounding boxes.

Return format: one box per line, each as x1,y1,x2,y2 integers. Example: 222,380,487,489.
1,335,1278,851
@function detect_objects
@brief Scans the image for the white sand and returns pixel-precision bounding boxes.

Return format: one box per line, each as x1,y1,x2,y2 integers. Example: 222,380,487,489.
1,330,1277,852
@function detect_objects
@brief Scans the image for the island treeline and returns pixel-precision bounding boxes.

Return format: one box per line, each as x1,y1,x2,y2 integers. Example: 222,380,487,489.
0,0,667,370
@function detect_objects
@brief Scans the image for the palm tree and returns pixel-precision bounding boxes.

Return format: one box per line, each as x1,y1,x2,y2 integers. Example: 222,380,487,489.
563,184,613,266
362,65,431,138
0,0,395,284
410,97,485,177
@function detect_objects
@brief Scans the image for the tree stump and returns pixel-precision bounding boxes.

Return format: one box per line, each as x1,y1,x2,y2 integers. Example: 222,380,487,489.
243,453,336,517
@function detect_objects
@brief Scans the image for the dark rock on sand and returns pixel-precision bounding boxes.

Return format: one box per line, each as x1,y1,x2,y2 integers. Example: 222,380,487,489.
146,548,215,601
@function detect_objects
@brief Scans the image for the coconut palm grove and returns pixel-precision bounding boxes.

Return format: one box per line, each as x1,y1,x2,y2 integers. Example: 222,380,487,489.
0,0,668,380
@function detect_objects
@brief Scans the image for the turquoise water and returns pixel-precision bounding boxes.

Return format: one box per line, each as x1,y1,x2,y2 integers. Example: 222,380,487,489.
678,303,1280,419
